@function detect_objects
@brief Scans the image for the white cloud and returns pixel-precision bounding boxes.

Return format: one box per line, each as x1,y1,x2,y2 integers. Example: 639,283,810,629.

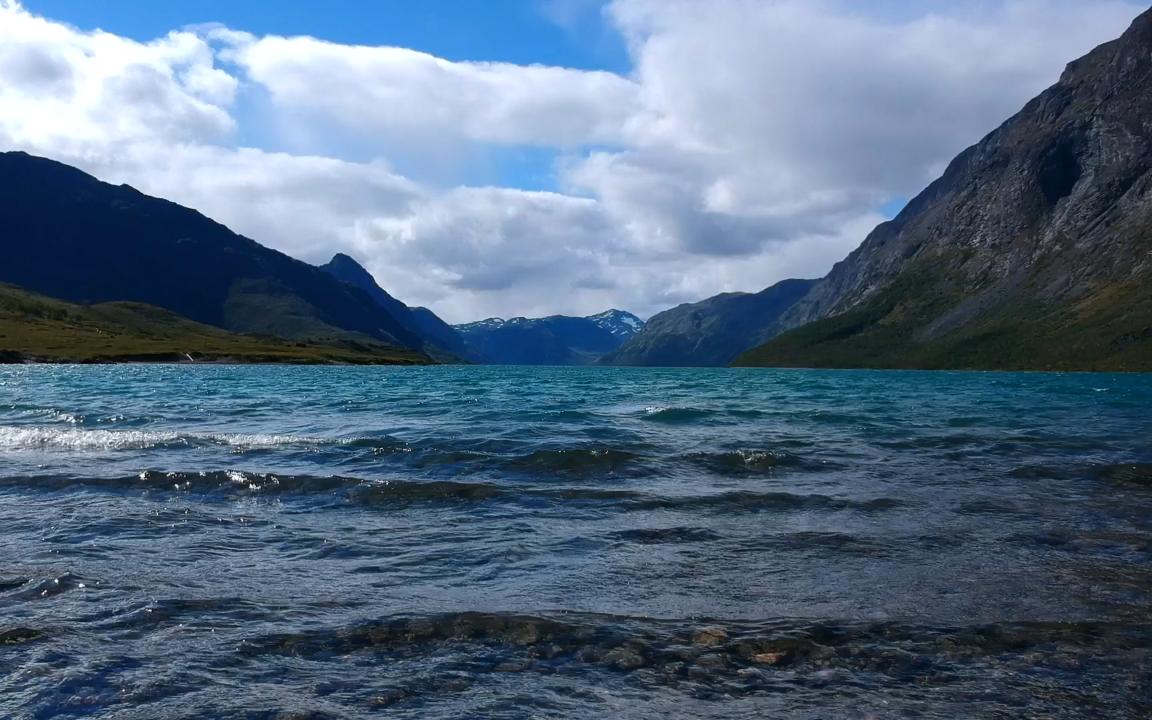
0,0,1144,322
0,3,235,149
218,30,641,148
570,0,1146,257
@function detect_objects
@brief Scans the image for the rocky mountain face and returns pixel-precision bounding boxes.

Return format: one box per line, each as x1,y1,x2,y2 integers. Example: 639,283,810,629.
0,152,423,350
739,8,1152,371
455,311,645,365
601,279,816,367
319,253,471,360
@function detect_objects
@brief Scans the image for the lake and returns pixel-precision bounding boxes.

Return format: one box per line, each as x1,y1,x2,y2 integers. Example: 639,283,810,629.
1,365,1150,718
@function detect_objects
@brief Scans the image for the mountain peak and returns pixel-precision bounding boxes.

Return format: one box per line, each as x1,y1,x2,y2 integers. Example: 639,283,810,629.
452,310,645,365
587,309,645,338
0,151,424,350
317,253,472,360
322,253,370,276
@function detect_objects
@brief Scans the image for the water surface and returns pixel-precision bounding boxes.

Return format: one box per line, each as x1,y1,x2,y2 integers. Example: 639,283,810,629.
1,366,1150,718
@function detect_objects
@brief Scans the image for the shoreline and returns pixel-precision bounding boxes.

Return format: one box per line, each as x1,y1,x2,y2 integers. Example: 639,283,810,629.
0,351,435,366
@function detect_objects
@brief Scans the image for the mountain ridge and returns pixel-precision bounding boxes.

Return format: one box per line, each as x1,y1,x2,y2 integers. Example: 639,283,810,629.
600,279,817,367
319,253,471,360
737,8,1152,371
0,151,423,351
454,310,644,365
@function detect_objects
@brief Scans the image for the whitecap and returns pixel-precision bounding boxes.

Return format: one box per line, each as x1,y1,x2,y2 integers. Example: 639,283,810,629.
0,426,320,451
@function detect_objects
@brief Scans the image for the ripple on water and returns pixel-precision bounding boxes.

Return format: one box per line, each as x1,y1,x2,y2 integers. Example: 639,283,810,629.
1,365,1150,719
639,406,718,424
682,449,826,476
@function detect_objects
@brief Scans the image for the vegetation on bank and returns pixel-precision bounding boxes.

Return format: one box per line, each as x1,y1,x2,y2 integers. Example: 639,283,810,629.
734,253,1152,372
0,285,430,365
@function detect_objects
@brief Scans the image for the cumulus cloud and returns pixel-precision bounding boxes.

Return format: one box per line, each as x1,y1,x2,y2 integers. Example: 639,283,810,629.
0,0,1144,322
217,30,641,148
0,2,235,149
571,0,1146,256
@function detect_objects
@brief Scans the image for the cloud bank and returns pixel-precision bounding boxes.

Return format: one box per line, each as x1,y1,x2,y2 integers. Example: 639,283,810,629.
0,0,1143,321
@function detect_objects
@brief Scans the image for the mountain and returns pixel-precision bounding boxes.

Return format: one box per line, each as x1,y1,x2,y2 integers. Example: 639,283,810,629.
587,310,646,340
0,284,427,365
0,152,422,350
737,9,1152,372
600,279,816,367
319,253,470,360
454,311,645,365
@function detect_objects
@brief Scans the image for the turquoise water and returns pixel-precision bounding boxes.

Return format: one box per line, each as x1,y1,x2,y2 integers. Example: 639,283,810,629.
1,365,1150,718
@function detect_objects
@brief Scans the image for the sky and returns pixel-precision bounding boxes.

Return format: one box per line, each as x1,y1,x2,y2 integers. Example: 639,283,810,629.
0,0,1145,322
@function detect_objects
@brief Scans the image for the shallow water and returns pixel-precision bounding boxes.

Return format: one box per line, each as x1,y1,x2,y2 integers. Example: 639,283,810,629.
1,365,1150,718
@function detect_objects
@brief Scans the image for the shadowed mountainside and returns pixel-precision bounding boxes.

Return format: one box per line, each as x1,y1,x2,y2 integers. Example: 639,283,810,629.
319,253,471,360
0,152,422,350
737,8,1152,371
601,279,816,367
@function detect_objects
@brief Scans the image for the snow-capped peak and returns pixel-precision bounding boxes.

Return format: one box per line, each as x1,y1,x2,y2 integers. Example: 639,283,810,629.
588,309,645,338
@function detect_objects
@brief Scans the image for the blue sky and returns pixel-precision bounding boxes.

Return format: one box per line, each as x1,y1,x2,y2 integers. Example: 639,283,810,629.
23,0,628,70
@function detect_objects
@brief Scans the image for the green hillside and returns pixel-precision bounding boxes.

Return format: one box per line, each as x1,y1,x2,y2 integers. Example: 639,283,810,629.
734,253,1152,372
0,285,429,365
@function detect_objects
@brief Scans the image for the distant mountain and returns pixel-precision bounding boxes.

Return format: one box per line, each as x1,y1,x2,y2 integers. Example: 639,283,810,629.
319,253,470,360
454,311,645,365
0,152,422,350
587,309,646,340
738,8,1152,372
601,279,816,367
0,284,427,365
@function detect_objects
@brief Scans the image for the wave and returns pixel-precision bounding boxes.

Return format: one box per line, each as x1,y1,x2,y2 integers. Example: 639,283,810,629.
683,449,822,475
0,425,322,451
0,426,646,475
350,479,507,505
0,471,905,517
0,470,362,495
734,531,890,556
502,448,641,474
1098,463,1152,487
608,527,723,545
640,406,717,424
625,490,904,513
355,484,901,515
2,571,90,602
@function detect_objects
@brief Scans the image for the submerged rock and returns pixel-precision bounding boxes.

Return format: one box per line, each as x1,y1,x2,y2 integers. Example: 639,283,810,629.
692,627,729,647
603,646,647,671
751,652,787,665
0,627,43,645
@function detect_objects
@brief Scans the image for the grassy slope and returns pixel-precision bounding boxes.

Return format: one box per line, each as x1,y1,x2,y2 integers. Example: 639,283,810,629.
733,255,1152,372
0,285,430,365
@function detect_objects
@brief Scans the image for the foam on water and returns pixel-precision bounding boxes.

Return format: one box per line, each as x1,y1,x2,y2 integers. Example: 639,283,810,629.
0,425,321,451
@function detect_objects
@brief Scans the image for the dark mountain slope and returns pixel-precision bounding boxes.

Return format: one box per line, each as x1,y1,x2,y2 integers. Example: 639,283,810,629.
455,310,644,365
319,253,470,359
738,8,1152,371
601,278,816,367
0,284,427,364
0,152,421,349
